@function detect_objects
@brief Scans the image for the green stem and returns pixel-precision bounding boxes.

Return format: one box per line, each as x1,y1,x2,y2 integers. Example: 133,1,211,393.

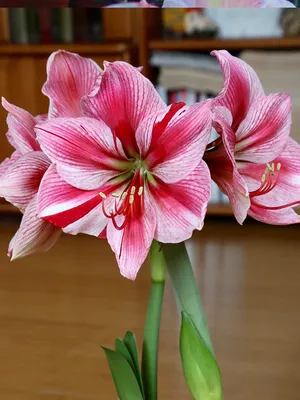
142,240,166,400
163,242,214,355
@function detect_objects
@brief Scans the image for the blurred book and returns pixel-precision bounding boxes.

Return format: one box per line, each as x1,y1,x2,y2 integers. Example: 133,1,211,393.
150,51,221,73
27,8,39,43
38,8,52,43
87,8,103,42
73,8,88,43
158,68,223,93
9,8,28,44
59,8,73,43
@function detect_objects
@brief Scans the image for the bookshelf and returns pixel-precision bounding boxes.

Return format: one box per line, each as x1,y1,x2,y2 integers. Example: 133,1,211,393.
0,43,131,58
1,9,300,218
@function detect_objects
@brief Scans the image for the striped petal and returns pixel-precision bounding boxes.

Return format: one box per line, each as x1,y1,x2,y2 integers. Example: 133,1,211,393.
9,195,61,260
42,50,102,118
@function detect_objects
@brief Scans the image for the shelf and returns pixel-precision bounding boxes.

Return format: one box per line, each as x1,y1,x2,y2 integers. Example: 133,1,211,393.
0,43,130,56
149,37,300,52
207,204,232,216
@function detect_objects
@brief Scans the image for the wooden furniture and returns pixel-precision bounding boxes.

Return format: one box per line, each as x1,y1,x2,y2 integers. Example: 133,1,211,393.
1,9,300,216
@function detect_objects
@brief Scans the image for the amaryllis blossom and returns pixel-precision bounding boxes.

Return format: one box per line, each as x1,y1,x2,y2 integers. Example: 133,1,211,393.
162,0,294,7
35,61,212,279
204,50,300,225
0,50,103,259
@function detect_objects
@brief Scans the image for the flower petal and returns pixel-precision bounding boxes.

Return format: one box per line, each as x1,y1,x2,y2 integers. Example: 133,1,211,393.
42,50,102,118
204,107,250,224
36,117,128,190
144,101,212,183
81,61,167,154
150,161,211,243
240,138,300,224
37,164,103,228
63,202,109,237
0,151,22,177
212,50,264,130
106,193,156,280
2,98,40,153
235,93,292,163
0,151,50,211
9,195,61,260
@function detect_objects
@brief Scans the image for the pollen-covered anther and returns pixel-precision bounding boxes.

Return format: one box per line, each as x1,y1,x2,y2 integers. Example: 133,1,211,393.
251,162,282,199
138,186,143,196
129,194,135,204
99,192,107,199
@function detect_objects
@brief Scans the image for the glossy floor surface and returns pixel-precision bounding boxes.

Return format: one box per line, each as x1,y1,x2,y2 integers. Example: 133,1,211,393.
0,217,299,399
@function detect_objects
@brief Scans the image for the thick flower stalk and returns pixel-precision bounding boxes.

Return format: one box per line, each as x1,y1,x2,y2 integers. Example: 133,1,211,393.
0,50,103,259
204,50,300,225
35,61,212,279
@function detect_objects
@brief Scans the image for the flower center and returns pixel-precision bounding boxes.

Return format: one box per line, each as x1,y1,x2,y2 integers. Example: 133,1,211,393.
99,167,147,231
250,162,281,199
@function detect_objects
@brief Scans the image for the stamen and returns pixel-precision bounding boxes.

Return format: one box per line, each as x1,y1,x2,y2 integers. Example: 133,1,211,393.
99,192,107,199
112,193,120,198
251,162,282,199
138,186,144,196
122,192,127,200
129,195,134,204
130,186,136,195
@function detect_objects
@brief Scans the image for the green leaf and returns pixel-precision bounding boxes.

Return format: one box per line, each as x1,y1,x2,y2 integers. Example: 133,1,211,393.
163,242,214,354
101,346,144,400
180,312,222,400
115,338,135,370
124,331,145,398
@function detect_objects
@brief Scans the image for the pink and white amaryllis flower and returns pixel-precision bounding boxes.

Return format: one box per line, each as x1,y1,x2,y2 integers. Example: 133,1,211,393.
204,50,300,225
35,61,212,279
0,50,103,259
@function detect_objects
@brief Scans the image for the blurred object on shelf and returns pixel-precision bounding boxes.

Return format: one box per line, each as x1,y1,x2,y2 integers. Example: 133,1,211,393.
280,9,300,36
184,10,218,38
241,50,300,142
162,9,187,39
150,51,221,72
162,9,218,39
204,8,283,38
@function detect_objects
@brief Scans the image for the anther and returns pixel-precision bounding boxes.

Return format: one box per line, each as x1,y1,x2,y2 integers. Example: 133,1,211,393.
277,163,281,171
99,192,107,199
122,192,127,200
138,186,144,196
261,174,266,183
129,195,134,204
112,193,120,198
130,186,136,195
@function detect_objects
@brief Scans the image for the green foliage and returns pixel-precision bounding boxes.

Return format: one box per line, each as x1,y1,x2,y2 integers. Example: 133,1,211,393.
101,331,145,400
180,312,222,400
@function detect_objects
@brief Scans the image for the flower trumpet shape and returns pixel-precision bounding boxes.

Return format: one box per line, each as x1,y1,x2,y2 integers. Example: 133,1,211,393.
35,61,212,279
204,50,300,225
0,50,103,259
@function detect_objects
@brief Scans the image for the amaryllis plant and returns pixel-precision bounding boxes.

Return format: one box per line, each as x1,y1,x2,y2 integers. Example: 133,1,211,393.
0,49,299,400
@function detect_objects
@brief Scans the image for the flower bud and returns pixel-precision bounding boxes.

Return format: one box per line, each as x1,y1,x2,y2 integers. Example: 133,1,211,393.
180,312,222,400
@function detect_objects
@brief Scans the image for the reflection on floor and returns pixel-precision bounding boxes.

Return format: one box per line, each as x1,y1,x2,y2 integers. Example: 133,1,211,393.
0,216,299,399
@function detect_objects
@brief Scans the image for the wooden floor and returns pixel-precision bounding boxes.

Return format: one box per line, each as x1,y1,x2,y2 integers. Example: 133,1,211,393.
0,216,299,400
